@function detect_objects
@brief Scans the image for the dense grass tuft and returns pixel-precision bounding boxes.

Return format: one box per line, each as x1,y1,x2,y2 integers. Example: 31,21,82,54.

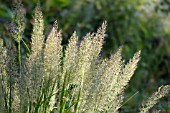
0,1,169,113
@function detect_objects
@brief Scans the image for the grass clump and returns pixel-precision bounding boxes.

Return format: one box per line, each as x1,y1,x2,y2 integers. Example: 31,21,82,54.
0,1,170,113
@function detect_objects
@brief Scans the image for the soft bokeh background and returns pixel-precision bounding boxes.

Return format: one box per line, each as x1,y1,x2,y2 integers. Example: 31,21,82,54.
0,0,170,112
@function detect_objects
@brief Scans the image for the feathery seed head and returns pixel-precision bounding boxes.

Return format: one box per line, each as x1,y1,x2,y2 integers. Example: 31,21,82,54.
31,3,44,54
12,0,25,42
140,85,170,113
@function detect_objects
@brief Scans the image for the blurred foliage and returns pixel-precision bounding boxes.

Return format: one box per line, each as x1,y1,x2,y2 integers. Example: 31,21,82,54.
0,0,170,112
